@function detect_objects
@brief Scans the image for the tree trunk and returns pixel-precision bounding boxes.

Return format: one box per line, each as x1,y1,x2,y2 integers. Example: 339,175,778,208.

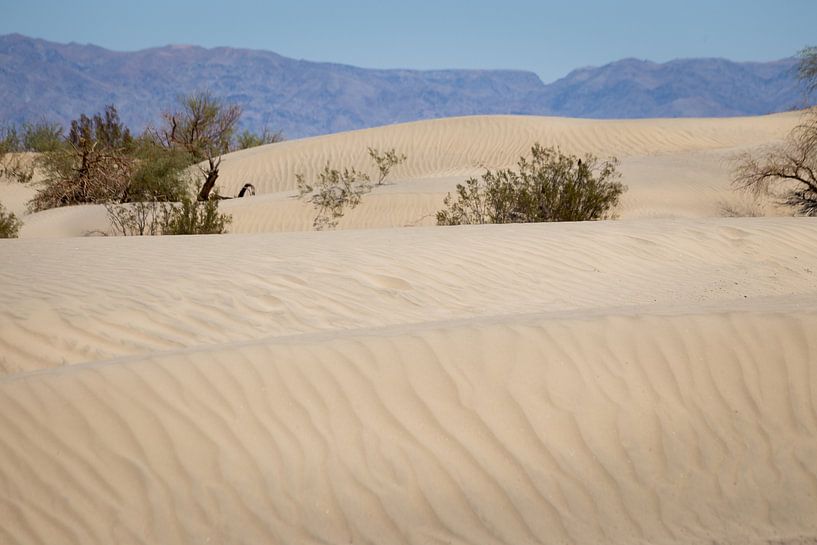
198,157,219,201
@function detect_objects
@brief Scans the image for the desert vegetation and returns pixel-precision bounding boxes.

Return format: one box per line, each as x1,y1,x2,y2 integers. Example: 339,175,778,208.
1,120,63,185
0,201,22,238
1,93,279,236
437,144,625,225
733,47,817,215
296,147,406,229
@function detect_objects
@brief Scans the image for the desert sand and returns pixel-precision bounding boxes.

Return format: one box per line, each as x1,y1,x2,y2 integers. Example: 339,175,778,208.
1,113,816,545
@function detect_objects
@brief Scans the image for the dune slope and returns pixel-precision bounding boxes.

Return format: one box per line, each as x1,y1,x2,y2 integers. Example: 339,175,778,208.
2,217,817,545
8,113,802,238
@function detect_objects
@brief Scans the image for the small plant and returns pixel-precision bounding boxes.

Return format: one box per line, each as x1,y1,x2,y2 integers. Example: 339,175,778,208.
0,155,34,185
717,196,769,218
437,144,625,225
368,147,406,185
295,147,407,230
22,120,64,153
0,202,22,238
0,126,33,184
160,195,232,235
106,200,165,236
234,128,284,150
105,193,231,236
296,165,372,230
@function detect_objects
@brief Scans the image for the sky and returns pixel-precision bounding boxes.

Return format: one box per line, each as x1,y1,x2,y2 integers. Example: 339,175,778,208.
2,0,816,83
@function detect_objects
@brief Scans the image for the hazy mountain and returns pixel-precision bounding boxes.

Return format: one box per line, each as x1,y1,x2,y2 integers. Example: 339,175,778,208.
0,34,805,138
526,57,803,118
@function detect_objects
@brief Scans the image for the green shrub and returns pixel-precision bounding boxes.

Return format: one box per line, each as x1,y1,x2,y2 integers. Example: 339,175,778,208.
125,138,193,202
106,194,231,236
234,128,284,150
368,147,406,185
295,148,408,230
437,144,625,225
0,202,22,238
296,165,372,230
22,121,64,152
0,126,21,154
160,195,232,235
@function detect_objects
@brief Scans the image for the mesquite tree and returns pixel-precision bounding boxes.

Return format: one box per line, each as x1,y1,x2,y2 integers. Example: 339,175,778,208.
158,92,241,201
733,47,817,215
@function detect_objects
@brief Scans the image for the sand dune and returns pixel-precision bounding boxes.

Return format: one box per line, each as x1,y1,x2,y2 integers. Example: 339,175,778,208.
3,217,816,374
5,113,800,238
1,114,816,545
2,298,816,544
2,217,817,544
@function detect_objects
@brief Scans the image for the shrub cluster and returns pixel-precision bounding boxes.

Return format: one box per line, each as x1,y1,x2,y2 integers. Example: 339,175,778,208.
0,202,22,238
437,144,625,225
106,196,231,236
2,95,278,236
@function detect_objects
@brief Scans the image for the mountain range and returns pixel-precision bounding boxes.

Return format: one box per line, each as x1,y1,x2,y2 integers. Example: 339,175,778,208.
0,33,806,138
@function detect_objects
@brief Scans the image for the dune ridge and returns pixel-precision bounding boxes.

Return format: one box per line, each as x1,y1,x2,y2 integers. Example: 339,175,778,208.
2,303,816,545
2,113,816,545
8,113,802,238
3,217,817,374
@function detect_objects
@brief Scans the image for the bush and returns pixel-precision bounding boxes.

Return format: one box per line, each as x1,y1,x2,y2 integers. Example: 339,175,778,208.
0,126,33,184
733,48,817,215
106,195,231,236
234,128,285,150
0,202,22,238
31,105,134,211
296,165,372,230
437,144,625,225
125,137,193,202
22,121,64,152
734,108,817,215
295,147,407,230
0,125,21,154
368,147,406,185
161,195,232,235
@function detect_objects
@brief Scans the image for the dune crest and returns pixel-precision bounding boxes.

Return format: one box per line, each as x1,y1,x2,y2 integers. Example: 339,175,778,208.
8,113,802,238
1,114,816,545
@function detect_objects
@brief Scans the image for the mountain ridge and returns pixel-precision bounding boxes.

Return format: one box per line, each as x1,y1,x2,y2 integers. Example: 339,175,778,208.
0,34,805,138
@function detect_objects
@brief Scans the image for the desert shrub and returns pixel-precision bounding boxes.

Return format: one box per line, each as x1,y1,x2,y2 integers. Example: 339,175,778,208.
368,147,406,185
160,195,232,235
295,147,407,229
106,201,165,236
234,128,285,150
0,126,32,184
31,105,134,211
106,194,231,236
0,202,22,238
437,144,625,225
22,120,64,152
734,108,817,216
296,165,372,230
0,126,21,154
125,137,193,202
733,47,817,215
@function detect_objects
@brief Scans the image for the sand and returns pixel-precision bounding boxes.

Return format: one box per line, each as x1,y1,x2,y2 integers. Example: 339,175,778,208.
10,112,800,238
1,113,816,545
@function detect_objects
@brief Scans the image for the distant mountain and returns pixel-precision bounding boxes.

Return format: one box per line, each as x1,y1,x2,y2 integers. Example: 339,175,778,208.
526,57,803,118
0,34,806,138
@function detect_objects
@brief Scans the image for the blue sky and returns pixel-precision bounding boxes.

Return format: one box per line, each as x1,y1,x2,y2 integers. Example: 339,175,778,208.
3,0,816,82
